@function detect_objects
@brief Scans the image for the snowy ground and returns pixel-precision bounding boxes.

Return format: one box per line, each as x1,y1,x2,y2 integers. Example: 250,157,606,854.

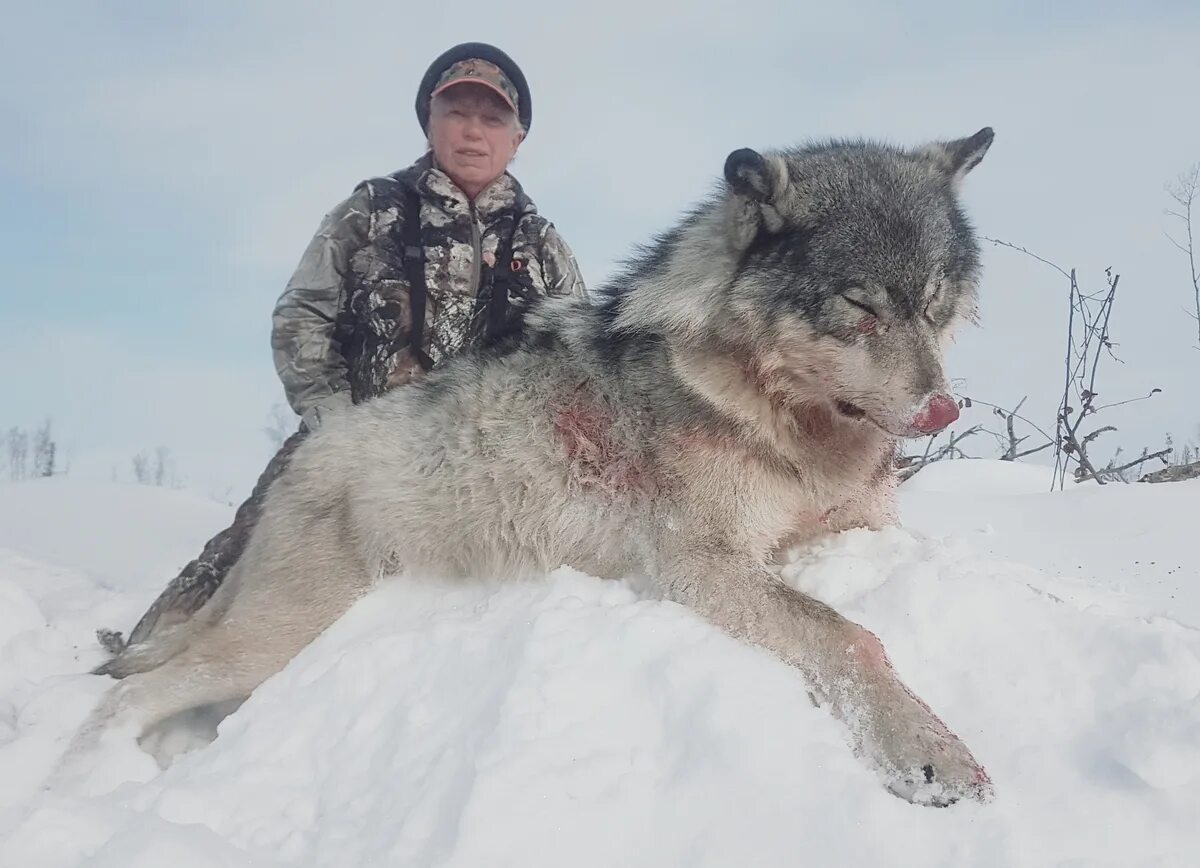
1,466,1197,867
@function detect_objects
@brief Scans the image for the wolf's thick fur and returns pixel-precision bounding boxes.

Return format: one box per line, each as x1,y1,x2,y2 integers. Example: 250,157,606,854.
67,130,995,806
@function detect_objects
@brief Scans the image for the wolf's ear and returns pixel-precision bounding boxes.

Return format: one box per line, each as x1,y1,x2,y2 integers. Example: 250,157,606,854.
724,148,792,249
725,148,775,202
920,127,994,185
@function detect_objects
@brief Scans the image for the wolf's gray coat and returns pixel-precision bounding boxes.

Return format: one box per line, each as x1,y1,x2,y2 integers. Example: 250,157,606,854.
65,129,996,807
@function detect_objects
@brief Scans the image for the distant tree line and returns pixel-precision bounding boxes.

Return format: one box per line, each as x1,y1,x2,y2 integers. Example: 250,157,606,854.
4,420,57,480
3,418,182,487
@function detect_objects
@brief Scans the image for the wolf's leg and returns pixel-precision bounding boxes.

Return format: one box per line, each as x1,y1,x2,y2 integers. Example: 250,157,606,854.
658,548,991,806
51,629,281,792
77,522,370,756
99,430,309,658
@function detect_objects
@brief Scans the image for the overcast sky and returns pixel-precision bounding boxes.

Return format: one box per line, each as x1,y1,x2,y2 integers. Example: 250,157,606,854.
3,0,1197,498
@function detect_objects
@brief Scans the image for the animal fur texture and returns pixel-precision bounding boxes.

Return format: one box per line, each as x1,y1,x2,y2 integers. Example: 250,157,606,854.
64,128,996,807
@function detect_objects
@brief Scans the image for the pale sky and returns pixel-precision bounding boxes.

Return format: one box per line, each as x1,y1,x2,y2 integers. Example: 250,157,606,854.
3,0,1197,498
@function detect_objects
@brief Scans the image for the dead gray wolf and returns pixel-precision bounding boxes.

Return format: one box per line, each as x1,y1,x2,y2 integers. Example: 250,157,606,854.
64,129,996,806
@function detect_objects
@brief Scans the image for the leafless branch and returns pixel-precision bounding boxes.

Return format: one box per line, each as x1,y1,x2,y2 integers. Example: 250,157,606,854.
978,238,1168,487
1141,459,1200,484
1077,448,1172,484
897,425,984,482
1091,388,1162,413
1012,441,1055,461
957,394,1056,445
1165,234,1190,256
1165,164,1200,346
982,237,1072,280
1081,426,1118,448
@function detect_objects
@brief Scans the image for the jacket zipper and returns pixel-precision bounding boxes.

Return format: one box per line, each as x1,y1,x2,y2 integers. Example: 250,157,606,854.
468,202,482,300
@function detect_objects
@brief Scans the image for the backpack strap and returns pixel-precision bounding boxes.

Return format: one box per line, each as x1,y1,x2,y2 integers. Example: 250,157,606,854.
483,214,543,343
486,219,517,341
401,189,434,371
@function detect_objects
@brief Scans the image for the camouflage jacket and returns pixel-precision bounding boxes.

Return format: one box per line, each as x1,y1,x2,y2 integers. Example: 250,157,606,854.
272,154,587,423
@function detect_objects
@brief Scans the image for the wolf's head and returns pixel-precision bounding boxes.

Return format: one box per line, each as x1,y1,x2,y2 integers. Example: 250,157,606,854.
727,129,992,438
616,129,992,439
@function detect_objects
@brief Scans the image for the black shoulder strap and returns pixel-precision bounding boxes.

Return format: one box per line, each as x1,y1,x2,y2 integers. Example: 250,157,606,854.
401,190,434,371
486,218,519,341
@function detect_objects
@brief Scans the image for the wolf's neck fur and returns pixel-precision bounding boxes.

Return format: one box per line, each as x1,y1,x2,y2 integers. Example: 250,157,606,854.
610,204,739,343
668,341,892,482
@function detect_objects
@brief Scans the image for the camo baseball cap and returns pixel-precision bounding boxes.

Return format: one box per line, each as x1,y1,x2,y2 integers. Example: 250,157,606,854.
417,43,533,134
431,58,520,114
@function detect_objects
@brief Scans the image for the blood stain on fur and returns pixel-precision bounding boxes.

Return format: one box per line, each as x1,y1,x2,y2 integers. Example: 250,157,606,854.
552,397,655,496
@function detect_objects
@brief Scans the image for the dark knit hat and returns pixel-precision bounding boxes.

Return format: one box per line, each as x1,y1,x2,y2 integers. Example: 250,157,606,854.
416,43,532,134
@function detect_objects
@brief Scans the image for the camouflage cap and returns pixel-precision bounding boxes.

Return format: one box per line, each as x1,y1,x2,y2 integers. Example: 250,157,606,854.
431,58,520,115
416,43,533,134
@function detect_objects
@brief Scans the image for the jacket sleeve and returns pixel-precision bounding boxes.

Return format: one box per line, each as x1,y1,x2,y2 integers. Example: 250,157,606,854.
271,186,372,418
537,223,588,300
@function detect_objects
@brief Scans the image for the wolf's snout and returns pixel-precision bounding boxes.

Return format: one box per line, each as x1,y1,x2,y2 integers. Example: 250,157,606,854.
912,394,959,434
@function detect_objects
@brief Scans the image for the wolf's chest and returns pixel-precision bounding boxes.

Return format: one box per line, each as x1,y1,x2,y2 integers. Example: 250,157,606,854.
740,441,895,554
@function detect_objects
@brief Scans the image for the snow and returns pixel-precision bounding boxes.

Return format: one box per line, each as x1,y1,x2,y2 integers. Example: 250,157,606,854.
902,459,1200,624
1,468,1198,867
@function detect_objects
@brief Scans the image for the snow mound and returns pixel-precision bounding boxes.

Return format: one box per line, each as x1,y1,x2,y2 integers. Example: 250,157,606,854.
1,478,1198,866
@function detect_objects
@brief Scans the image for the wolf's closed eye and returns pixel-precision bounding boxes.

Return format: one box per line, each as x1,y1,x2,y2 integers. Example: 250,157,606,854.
840,294,878,318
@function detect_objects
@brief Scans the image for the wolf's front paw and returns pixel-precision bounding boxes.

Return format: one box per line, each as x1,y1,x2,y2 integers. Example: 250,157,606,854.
874,725,993,807
837,627,993,807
